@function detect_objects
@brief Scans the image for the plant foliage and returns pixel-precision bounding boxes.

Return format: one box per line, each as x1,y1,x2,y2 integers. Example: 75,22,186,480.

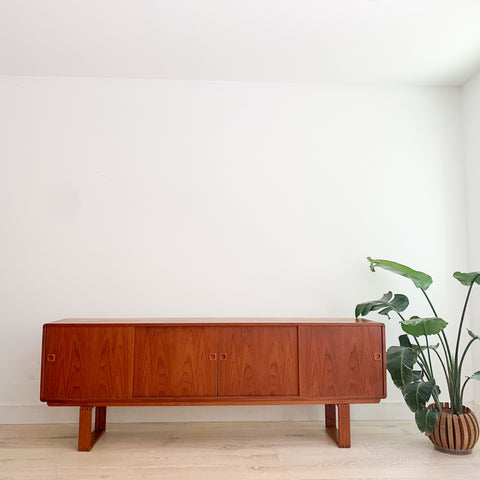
386,346,417,389
355,292,409,319
356,258,480,435
368,257,433,290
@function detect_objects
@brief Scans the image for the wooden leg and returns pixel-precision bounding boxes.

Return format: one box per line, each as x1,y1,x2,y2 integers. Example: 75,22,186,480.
337,404,351,448
78,406,107,452
325,404,336,430
78,406,93,451
95,406,107,432
325,404,351,448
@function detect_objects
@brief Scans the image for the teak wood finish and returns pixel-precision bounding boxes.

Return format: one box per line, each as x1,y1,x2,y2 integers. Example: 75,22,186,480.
218,326,299,396
133,326,218,397
40,318,386,451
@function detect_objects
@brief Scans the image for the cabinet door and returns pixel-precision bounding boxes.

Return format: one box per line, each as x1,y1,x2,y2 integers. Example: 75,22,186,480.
133,326,218,397
218,326,299,396
299,325,385,399
41,326,134,401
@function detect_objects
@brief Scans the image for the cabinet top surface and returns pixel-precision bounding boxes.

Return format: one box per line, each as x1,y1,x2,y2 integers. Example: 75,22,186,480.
45,317,378,326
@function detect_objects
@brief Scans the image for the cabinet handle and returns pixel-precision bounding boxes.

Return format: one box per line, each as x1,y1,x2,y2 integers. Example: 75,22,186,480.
220,353,228,361
209,353,217,360
373,353,382,361
47,354,56,362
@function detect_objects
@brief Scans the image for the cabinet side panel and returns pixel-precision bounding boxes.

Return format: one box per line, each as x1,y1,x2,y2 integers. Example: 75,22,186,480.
218,326,299,396
40,325,48,401
42,326,134,401
299,325,385,399
133,326,218,397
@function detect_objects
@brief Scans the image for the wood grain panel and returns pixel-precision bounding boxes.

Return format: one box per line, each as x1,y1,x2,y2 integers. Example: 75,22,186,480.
133,326,218,397
218,326,298,396
41,326,134,401
299,325,385,398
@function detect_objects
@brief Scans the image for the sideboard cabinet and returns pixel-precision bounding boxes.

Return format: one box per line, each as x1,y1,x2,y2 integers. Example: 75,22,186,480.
40,318,386,451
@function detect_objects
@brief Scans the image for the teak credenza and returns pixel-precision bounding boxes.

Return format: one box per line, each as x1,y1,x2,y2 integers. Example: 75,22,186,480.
40,318,386,451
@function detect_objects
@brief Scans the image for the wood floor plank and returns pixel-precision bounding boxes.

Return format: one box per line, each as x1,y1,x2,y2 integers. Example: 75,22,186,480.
1,421,479,479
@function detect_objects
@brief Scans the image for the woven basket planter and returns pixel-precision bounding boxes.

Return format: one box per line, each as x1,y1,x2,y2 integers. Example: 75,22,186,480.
427,403,479,454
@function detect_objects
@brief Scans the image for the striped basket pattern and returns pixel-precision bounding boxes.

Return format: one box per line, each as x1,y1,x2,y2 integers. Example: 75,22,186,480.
427,403,479,454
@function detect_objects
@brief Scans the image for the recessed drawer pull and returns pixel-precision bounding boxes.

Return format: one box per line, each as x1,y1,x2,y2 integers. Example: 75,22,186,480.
220,353,228,361
209,353,217,360
47,354,56,362
373,353,382,361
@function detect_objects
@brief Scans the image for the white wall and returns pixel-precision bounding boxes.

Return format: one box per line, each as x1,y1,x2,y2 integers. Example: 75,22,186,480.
0,76,468,423
462,70,480,409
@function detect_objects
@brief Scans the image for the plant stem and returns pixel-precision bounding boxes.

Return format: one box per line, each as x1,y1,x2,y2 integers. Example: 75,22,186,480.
420,288,453,373
458,338,477,406
421,288,453,379
424,334,434,381
455,274,480,368
440,331,453,371
453,273,480,413
421,288,439,317
431,347,448,378
413,337,433,380
431,347,450,396
459,338,476,372
413,337,442,411
460,377,470,405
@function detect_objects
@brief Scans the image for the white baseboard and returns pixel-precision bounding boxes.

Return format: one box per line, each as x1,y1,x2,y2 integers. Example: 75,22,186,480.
0,402,413,425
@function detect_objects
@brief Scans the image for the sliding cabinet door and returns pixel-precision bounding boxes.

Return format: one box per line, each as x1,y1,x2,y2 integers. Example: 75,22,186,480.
42,326,134,401
299,325,385,399
218,326,299,396
133,326,218,397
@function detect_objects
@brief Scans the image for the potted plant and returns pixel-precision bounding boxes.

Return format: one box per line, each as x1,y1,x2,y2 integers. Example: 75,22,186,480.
355,257,480,454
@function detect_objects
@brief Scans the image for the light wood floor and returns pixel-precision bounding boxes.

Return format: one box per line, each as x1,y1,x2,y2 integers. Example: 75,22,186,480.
1,421,479,479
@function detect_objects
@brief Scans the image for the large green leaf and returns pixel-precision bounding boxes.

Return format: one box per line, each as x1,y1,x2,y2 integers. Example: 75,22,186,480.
415,408,438,435
367,257,433,290
355,291,409,319
386,346,418,389
402,381,436,412
467,371,480,382
400,317,447,337
453,271,480,286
